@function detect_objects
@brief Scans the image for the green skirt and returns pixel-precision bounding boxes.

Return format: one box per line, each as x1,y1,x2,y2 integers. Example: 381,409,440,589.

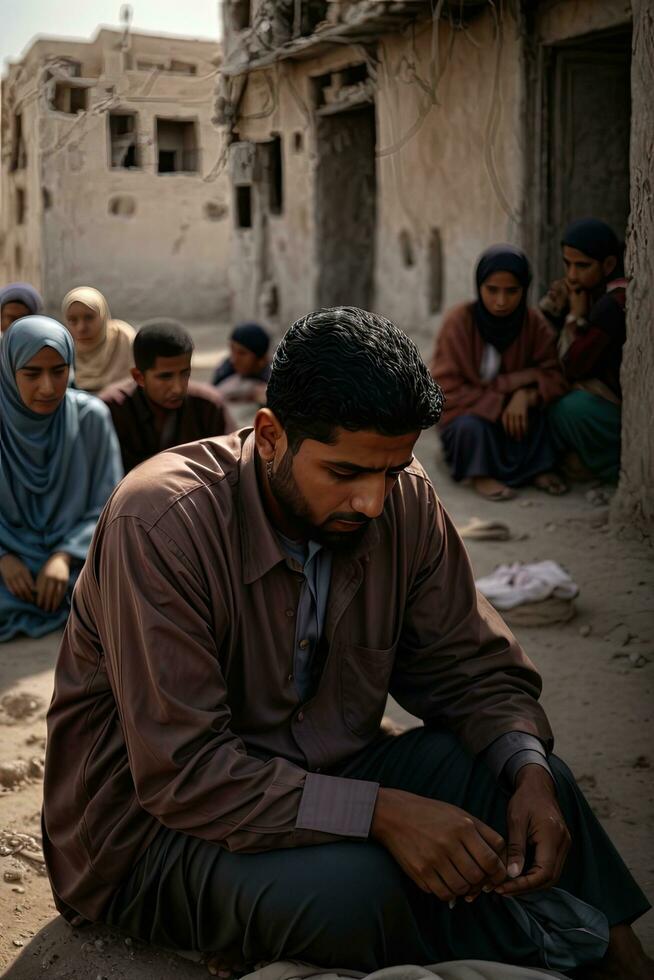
548,390,621,483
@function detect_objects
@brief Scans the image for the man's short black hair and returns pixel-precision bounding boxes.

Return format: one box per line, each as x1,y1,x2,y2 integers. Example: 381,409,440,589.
266,306,444,450
133,318,194,372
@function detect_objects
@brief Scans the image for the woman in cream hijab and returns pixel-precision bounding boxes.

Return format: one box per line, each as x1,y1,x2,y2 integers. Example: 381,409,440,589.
62,287,135,393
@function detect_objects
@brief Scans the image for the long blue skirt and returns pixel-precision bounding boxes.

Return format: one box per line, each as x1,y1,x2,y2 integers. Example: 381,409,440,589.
440,412,556,487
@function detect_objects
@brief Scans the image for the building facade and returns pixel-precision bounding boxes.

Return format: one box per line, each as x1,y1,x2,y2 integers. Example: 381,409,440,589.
217,0,632,350
1,27,232,320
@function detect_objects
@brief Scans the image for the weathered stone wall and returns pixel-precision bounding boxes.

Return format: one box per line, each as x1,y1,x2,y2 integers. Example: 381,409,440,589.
1,31,231,322
612,0,654,537
374,8,525,349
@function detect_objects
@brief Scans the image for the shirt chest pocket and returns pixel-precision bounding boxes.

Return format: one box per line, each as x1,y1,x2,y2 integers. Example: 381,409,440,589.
340,642,397,738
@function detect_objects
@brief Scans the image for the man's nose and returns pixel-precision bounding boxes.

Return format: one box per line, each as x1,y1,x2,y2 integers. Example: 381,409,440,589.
351,477,386,519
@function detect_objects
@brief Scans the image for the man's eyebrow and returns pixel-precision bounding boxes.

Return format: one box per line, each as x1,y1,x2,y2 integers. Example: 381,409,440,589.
323,457,414,474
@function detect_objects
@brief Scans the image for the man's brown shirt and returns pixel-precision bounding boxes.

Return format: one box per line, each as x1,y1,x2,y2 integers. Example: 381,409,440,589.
43,430,552,922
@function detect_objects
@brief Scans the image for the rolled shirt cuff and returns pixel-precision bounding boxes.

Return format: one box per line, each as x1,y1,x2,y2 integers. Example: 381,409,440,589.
296,772,379,838
503,749,554,787
485,731,553,788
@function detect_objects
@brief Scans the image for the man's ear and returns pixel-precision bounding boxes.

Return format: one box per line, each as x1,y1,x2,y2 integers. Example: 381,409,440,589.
254,407,286,464
131,367,145,388
603,255,618,279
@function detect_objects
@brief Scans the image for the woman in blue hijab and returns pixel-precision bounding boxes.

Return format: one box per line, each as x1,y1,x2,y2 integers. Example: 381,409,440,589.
0,316,123,641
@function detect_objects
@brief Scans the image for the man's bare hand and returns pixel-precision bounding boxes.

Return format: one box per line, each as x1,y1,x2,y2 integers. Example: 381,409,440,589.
0,554,36,603
371,787,507,903
495,764,571,897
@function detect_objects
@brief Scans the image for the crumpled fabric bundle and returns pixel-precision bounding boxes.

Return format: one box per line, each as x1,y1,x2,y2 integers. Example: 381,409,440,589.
240,960,567,980
475,561,579,610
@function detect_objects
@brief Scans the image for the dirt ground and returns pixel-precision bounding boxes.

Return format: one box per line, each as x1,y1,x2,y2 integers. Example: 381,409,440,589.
1,323,652,978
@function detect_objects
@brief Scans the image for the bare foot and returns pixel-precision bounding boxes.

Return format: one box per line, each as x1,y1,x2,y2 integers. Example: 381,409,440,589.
533,471,568,495
472,477,517,501
574,924,654,979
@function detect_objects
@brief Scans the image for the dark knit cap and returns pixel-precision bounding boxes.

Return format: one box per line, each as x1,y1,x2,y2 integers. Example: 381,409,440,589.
231,322,270,357
561,218,620,262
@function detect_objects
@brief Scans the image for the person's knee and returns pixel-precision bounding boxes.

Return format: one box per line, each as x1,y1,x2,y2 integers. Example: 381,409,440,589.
547,754,584,810
316,842,412,949
452,414,486,439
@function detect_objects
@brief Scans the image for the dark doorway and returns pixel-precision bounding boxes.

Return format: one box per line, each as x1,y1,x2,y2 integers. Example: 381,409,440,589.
315,104,377,309
543,27,631,285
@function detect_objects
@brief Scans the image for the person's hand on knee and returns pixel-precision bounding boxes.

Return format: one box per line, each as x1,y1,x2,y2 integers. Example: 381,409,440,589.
494,763,571,897
371,787,508,904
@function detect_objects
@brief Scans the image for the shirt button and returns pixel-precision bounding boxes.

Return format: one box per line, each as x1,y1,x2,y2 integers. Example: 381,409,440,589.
297,711,304,722
298,638,309,649
285,608,295,618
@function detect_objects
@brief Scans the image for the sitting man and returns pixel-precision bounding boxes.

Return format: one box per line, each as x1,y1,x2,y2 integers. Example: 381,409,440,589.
100,318,235,472
212,321,271,404
43,308,650,979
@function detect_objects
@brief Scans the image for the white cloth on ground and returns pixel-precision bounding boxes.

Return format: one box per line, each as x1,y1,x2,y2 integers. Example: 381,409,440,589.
475,561,578,610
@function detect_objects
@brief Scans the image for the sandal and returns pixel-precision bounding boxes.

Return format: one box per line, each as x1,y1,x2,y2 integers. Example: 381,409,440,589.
533,473,568,496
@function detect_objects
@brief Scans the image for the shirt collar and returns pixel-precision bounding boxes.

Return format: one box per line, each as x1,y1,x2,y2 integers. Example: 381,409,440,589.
236,430,381,584
237,431,287,584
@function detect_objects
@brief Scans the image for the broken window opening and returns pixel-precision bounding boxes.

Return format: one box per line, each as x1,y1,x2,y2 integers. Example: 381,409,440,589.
299,1,328,37
293,131,304,153
428,227,444,314
268,136,284,215
136,59,196,75
341,63,368,86
137,60,166,71
15,187,26,225
156,118,199,174
109,112,140,169
231,0,251,31
52,82,88,114
14,244,22,272
399,230,415,268
10,113,27,172
313,64,371,111
169,60,196,75
42,187,53,210
235,186,252,229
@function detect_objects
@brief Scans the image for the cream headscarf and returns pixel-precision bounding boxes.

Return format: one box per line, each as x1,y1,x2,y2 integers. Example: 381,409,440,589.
62,287,135,393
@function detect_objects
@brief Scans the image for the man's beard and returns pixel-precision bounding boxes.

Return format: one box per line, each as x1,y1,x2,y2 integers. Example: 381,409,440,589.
270,450,371,553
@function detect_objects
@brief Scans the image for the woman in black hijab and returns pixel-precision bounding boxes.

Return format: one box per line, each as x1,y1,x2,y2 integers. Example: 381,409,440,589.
543,218,626,482
431,244,568,500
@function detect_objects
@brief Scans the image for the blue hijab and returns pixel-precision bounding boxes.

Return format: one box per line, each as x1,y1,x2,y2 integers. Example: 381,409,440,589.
0,317,83,556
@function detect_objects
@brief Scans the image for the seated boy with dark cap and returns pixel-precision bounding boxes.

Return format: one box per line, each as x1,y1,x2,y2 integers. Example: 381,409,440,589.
212,322,272,403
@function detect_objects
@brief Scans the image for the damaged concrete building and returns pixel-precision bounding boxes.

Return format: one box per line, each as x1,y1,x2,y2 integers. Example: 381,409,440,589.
219,0,653,533
1,27,231,319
